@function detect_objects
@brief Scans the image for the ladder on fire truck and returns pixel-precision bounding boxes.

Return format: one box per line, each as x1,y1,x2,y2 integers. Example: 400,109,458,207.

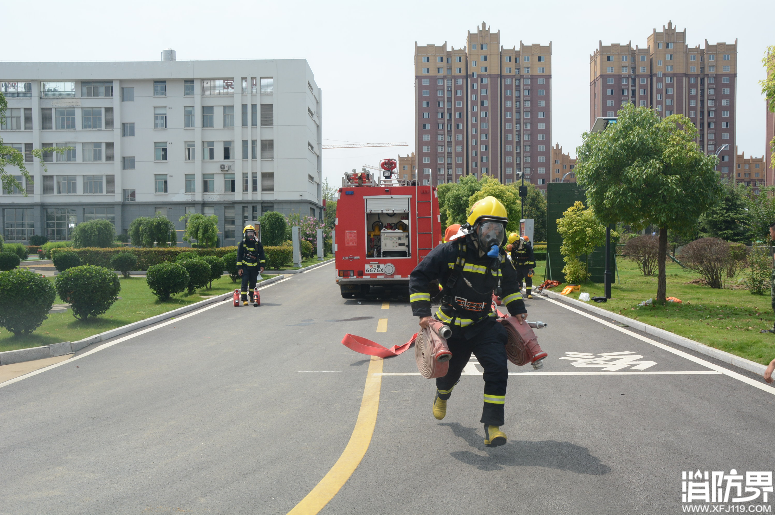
414,184,436,261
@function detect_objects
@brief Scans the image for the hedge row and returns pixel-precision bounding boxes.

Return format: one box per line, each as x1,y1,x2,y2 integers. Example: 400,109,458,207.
50,245,294,270
50,247,239,271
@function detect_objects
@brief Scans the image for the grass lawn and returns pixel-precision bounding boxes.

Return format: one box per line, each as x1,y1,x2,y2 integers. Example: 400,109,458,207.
530,259,775,366
0,274,276,353
271,254,333,271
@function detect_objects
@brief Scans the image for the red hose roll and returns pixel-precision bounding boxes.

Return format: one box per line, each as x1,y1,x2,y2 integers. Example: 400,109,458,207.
498,316,548,367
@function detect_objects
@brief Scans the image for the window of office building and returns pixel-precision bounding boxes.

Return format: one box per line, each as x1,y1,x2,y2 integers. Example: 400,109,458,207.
55,108,75,130
83,175,103,194
153,81,166,96
155,174,168,193
262,172,274,191
45,208,77,241
260,78,274,94
155,142,168,161
224,174,236,193
184,80,194,96
122,122,135,137
202,106,214,128
56,143,76,162
82,143,102,162
184,106,195,128
154,107,167,129
261,140,274,160
261,104,273,126
224,141,233,160
202,79,234,96
203,174,215,193
203,141,215,160
41,82,75,98
4,208,34,241
123,156,135,170
185,174,195,193
223,105,234,127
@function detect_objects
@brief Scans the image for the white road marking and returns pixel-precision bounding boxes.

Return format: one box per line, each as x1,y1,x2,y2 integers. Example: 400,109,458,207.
0,277,292,389
378,371,722,377
543,298,775,395
559,351,657,371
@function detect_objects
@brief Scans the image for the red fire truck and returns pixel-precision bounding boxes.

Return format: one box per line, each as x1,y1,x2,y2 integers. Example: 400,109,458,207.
334,159,441,298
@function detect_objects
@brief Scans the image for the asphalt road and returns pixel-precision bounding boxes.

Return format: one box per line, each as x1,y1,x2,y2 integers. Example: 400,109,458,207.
2,262,775,514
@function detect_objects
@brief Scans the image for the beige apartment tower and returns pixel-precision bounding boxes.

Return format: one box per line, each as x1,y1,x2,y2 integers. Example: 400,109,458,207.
415,22,552,190
590,22,737,180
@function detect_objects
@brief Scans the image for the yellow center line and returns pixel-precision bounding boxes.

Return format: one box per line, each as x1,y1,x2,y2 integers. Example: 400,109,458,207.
381,302,389,309
287,356,384,514
376,318,388,332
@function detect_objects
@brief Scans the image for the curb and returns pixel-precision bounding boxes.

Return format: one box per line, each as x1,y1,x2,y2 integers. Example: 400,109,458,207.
538,289,768,376
0,274,287,367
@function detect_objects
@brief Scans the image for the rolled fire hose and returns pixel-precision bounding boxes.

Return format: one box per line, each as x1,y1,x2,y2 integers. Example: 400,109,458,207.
498,316,548,369
414,320,452,379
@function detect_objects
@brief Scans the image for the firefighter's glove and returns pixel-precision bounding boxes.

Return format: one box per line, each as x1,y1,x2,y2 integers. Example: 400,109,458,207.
238,269,243,276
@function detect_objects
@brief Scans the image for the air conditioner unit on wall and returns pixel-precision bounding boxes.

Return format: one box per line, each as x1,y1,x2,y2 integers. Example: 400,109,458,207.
219,164,231,171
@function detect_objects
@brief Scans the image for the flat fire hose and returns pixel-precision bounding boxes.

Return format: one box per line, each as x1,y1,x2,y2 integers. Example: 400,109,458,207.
341,334,412,359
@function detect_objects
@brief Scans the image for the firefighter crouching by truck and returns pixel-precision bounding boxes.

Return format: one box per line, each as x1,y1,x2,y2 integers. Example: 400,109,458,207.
237,224,266,306
507,233,536,299
409,196,528,447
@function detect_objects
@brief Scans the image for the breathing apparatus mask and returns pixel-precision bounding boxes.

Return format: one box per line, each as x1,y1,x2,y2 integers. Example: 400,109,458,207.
475,219,505,257
245,230,256,241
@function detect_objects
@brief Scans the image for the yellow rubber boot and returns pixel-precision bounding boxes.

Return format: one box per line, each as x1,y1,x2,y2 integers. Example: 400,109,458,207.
432,392,447,420
484,425,507,447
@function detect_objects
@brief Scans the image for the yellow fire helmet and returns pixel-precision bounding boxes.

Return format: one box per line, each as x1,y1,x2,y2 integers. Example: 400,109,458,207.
507,232,520,244
243,224,256,234
466,196,508,227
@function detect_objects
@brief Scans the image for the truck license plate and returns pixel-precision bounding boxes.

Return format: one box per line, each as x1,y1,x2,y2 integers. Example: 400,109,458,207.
365,264,388,274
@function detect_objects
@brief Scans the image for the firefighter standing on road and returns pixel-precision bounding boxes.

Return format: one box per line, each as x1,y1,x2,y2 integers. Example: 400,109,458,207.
237,224,266,306
507,233,536,299
409,196,528,447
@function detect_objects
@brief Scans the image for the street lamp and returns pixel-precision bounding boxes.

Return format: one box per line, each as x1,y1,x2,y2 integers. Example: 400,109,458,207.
560,171,574,183
591,117,617,299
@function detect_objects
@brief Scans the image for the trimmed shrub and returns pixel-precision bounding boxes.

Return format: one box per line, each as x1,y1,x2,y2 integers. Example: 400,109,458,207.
222,251,240,282
727,242,748,278
678,237,729,289
0,233,4,252
0,268,56,335
0,252,21,271
55,265,120,320
179,259,211,294
29,234,48,246
146,262,189,301
115,233,129,244
176,252,198,262
200,255,224,288
265,246,293,269
300,239,314,259
621,235,659,276
71,219,116,248
260,212,287,246
129,215,177,247
4,243,29,261
110,252,138,278
42,241,73,259
53,251,81,272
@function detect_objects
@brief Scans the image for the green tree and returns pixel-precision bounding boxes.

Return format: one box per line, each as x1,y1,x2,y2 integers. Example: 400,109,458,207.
697,181,750,243
744,186,775,243
517,182,547,242
0,91,65,193
128,214,176,247
436,182,455,228
179,213,219,248
323,179,338,235
260,211,287,246
761,47,775,168
440,175,487,226
71,219,116,248
575,104,722,303
556,201,610,283
468,179,521,234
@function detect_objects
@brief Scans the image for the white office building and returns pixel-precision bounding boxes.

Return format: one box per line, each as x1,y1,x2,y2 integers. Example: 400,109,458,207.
0,51,323,246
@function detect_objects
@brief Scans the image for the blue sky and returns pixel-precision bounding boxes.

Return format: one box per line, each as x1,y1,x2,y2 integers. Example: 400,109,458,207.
2,0,770,188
